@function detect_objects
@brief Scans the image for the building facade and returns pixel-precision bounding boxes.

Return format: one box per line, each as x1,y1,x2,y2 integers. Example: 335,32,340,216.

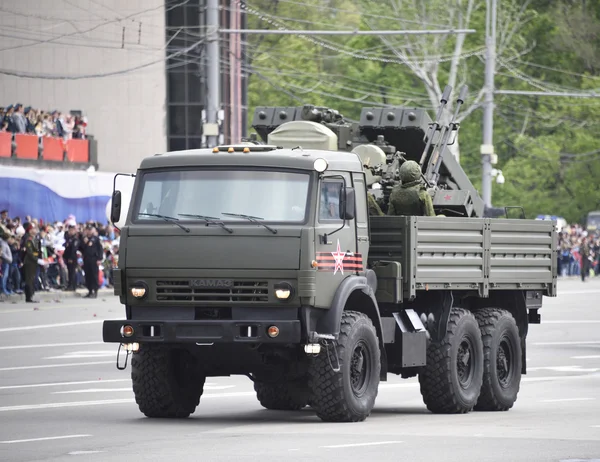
0,0,168,173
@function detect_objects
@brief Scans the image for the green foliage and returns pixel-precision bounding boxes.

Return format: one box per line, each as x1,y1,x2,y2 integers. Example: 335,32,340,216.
242,0,600,223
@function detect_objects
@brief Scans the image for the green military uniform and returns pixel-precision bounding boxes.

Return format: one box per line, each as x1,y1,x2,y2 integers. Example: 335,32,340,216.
387,160,435,217
367,192,384,216
23,233,39,302
581,238,591,282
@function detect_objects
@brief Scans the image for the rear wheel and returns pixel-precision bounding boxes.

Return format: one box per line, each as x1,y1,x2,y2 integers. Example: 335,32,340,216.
419,307,484,414
474,308,522,411
254,377,308,411
131,344,205,418
308,311,381,422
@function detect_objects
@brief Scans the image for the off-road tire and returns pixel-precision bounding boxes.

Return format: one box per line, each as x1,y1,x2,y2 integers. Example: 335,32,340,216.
419,307,484,414
474,308,522,411
254,379,308,411
131,344,205,418
308,311,381,422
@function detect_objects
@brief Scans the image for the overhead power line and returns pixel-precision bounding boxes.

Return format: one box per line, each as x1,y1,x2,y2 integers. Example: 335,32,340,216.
219,28,477,35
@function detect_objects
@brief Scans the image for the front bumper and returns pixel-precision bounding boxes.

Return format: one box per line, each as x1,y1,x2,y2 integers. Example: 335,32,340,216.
102,319,302,344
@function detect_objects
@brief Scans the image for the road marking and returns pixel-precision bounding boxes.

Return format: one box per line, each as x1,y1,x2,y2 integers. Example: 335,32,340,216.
522,375,598,382
543,320,600,324
0,361,113,372
533,341,600,346
69,451,104,455
51,383,236,394
0,379,130,390
539,398,595,403
558,289,600,295
571,355,600,360
0,341,104,350
0,434,91,444
44,351,116,360
528,366,599,373
0,320,102,332
0,392,256,412
379,383,418,389
54,388,132,394
321,441,403,449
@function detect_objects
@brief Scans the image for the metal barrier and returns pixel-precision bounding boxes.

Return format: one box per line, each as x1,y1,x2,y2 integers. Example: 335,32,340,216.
1,132,90,163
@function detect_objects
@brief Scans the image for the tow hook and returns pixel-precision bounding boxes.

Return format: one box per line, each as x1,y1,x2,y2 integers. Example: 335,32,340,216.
323,339,341,373
116,343,139,370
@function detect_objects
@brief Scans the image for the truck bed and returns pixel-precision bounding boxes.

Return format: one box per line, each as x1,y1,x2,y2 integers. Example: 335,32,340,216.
368,216,557,300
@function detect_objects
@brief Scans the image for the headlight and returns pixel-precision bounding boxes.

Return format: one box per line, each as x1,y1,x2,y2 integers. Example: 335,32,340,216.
131,287,146,298
274,282,293,300
130,281,148,299
313,158,328,173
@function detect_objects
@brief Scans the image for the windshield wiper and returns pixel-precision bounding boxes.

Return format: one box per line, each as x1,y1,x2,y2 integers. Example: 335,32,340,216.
221,212,277,234
178,213,233,234
138,213,190,233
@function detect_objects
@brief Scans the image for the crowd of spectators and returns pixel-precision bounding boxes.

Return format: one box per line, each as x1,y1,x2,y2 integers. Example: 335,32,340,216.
0,210,118,299
557,224,599,280
0,103,88,140
1,211,598,298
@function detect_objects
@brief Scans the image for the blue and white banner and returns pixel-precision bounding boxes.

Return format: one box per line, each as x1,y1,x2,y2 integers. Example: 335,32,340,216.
0,165,133,224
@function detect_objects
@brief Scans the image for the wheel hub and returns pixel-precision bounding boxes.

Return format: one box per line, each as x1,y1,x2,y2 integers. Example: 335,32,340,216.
457,337,474,389
350,340,370,397
497,336,512,387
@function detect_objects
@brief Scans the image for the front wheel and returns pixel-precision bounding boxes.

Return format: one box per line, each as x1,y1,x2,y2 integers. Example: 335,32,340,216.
131,344,205,418
474,308,522,411
308,311,381,422
419,307,484,414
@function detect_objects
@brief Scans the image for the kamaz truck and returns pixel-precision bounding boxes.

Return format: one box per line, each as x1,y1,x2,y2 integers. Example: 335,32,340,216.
103,86,557,422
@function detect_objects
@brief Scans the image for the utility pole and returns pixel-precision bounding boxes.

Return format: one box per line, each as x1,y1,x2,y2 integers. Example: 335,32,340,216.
205,0,220,148
481,0,497,210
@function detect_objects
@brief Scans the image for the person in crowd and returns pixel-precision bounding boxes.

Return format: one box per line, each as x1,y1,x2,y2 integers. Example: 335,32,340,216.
64,224,81,291
0,229,12,295
81,225,103,298
22,223,39,303
8,233,22,294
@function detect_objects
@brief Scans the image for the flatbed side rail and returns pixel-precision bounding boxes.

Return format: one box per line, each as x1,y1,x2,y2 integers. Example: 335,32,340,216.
368,216,557,299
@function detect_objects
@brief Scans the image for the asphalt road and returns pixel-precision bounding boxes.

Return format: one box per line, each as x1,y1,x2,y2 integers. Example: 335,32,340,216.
0,280,599,462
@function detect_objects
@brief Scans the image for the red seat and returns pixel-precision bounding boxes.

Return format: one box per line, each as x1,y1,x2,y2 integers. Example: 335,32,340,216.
15,134,38,159
0,132,11,157
42,137,65,161
66,139,89,163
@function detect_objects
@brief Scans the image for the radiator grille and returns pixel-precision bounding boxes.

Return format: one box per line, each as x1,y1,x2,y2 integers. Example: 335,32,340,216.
155,280,269,302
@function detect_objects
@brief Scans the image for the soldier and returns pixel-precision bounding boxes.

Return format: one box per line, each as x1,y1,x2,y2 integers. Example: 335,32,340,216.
22,223,39,303
81,225,103,298
365,169,384,216
367,192,384,216
64,225,80,291
580,235,591,282
387,160,435,217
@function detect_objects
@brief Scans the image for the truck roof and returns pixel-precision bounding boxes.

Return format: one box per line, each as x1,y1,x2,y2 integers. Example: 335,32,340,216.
138,146,365,173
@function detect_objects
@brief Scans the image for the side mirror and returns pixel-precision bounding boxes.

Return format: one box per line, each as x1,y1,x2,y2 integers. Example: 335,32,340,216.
110,190,122,224
340,187,356,220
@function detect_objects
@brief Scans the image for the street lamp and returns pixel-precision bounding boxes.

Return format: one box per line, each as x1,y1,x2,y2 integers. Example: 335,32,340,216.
491,168,505,184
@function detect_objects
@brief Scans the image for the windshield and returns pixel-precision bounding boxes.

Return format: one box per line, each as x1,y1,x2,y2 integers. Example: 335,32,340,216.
587,213,600,228
133,169,311,223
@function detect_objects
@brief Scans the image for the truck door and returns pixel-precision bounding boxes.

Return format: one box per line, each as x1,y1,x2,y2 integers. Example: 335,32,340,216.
313,173,359,308
352,172,369,272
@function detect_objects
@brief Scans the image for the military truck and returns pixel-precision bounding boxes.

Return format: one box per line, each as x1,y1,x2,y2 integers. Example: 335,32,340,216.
103,86,557,422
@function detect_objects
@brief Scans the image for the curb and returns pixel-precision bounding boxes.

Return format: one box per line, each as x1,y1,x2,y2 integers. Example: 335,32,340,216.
1,289,116,303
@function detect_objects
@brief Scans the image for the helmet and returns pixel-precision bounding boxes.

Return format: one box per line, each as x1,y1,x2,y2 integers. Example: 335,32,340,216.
399,160,422,184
